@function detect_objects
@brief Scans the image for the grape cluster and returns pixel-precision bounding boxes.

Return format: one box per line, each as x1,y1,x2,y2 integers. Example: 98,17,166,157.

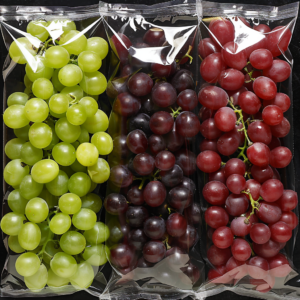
2,19,112,290
198,17,297,286
104,28,201,283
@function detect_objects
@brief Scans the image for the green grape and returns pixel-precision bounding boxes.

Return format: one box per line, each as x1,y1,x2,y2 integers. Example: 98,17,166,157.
20,142,43,165
8,189,29,214
0,212,26,236
87,158,110,184
49,213,71,235
66,104,87,125
43,241,62,265
81,193,102,213
70,261,94,289
25,98,49,123
88,181,97,193
20,175,44,200
4,159,30,186
60,231,86,255
24,74,33,89
82,109,108,134
59,165,74,178
61,85,83,102
82,244,108,266
44,128,59,150
47,268,69,288
55,117,81,143
29,122,52,149
80,71,107,95
68,172,91,197
50,252,78,278
25,197,49,223
44,46,70,69
78,127,90,144
46,170,69,196
9,37,37,64
14,125,30,141
79,96,98,117
72,208,96,230
91,132,113,155
51,69,65,92
15,252,40,277
59,30,87,55
49,93,69,114
76,143,98,167
52,142,76,166
50,109,66,119
78,51,102,73
31,159,59,184
85,37,108,60
70,159,87,173
8,235,25,253
59,64,83,87
32,78,53,99
3,105,30,129
18,222,41,250
25,56,53,82
24,87,32,95
72,141,80,149
58,193,81,214
83,222,110,245
24,263,48,290
29,245,43,254
38,221,53,246
83,92,98,102
47,19,76,33
39,188,58,208
7,92,29,106
27,20,49,42
5,137,25,160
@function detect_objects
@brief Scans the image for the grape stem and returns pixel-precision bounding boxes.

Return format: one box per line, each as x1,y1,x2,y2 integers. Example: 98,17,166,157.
170,106,182,118
180,45,194,64
241,190,262,223
135,169,161,190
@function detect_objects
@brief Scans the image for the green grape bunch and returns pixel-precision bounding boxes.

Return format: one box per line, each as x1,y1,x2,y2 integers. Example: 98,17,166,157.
2,18,112,292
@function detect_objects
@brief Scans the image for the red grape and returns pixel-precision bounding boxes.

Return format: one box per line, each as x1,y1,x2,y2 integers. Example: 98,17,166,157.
129,113,151,136
165,123,185,152
133,153,155,176
207,244,232,266
111,33,132,65
110,165,133,188
280,211,298,229
247,142,270,167
160,164,183,187
171,225,197,250
126,206,149,228
256,201,282,223
143,181,166,207
151,63,172,78
212,226,234,249
263,59,291,83
155,150,175,171
143,241,166,263
262,105,283,126
151,82,177,107
267,253,290,277
218,68,244,90
245,179,261,200
200,139,218,153
197,150,221,173
110,243,135,269
270,117,290,138
224,158,246,178
217,131,240,156
200,53,227,83
166,213,187,237
249,49,273,70
143,28,165,46
209,167,226,184
198,86,228,110
250,223,271,244
214,107,237,132
143,216,166,240
251,165,273,183
253,24,271,34
209,18,235,46
253,76,277,100
149,111,174,135
205,206,229,229
226,256,245,272
208,265,228,280
270,221,292,243
182,263,201,284
260,179,283,202
113,92,141,117
171,69,194,93
248,121,272,145
168,187,192,211
175,149,197,176
198,37,221,58
244,37,267,59
104,193,128,215
264,93,290,112
203,181,229,206
177,177,196,195
253,239,280,258
269,146,292,168
127,72,153,97
277,190,298,211
120,64,133,77
176,111,200,138
247,256,269,279
148,134,166,155
231,216,251,237
128,228,148,251
221,42,247,70
127,186,144,206
184,203,201,226
231,238,251,261
266,26,292,57
198,106,216,121
176,89,198,111
225,194,249,216
226,174,246,194
268,136,281,150
199,118,222,140
227,87,248,106
238,91,261,115
126,129,148,154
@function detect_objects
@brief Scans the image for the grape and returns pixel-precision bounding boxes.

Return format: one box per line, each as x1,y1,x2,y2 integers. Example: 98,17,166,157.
247,256,269,280
24,98,48,123
184,203,200,227
80,71,107,95
26,57,53,83
39,189,58,208
224,158,246,178
150,111,174,135
84,222,109,245
267,26,292,57
19,142,42,166
19,174,43,202
14,125,30,141
82,109,108,133
51,252,78,278
251,165,273,183
32,78,53,99
268,136,281,151
25,197,48,223
55,117,81,143
9,37,37,64
209,18,234,46
214,107,237,132
86,37,108,60
143,241,166,263
277,190,298,212
230,216,251,237
271,117,290,138
15,252,40,277
166,213,187,237
267,253,290,277
61,85,83,101
200,118,222,139
52,142,76,166
256,201,282,224
58,193,81,215
264,93,290,113
68,172,91,197
143,28,165,46
127,73,153,97
203,181,229,205
225,194,249,216
176,89,197,111
24,263,48,290
262,105,283,126
219,68,244,91
27,20,48,41
49,213,71,235
227,87,248,106
253,77,277,100
260,179,283,202
31,159,59,184
8,235,25,253
198,37,221,58
155,150,175,171
79,96,98,117
111,32,132,65
208,265,227,280
88,158,110,183
80,193,101,213
253,24,271,33
128,228,148,251
196,150,221,173
82,244,108,266
238,91,261,115
253,239,281,258
90,132,113,156
212,226,234,249
148,135,166,155
72,208,96,230
250,223,271,244
24,75,32,89
59,29,87,55
47,268,69,288
60,231,86,255
249,49,273,70
0,212,26,236
7,92,28,107
231,238,251,261
151,62,172,78
126,206,149,228
175,111,200,138
29,122,52,149
58,64,82,87
248,121,272,145
66,104,87,125
151,82,177,107
207,245,231,266
75,143,98,167
168,187,192,211
198,86,228,110
226,174,246,194
220,41,247,70
46,170,69,196
18,222,41,250
3,105,30,129
4,159,30,186
110,243,135,269
270,146,292,168
78,50,102,73
263,59,291,83
280,211,298,230
144,216,166,239
44,46,70,70
104,193,128,215
160,164,184,187
7,190,28,214
200,52,226,83
209,168,226,184
133,153,155,176
126,129,148,154
200,139,218,154
205,206,229,229
109,165,132,188
5,138,25,160
113,92,141,117
128,113,151,136
270,221,292,243
247,142,270,167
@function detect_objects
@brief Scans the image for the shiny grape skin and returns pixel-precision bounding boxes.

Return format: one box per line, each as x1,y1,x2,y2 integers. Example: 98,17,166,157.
143,240,166,263
126,129,148,154
249,49,273,70
104,193,128,215
245,179,261,200
207,244,232,266
128,228,149,251
253,76,277,100
184,203,201,226
198,37,221,59
270,117,290,138
251,165,273,183
250,223,271,244
263,93,290,113
269,146,292,169
248,121,272,145
217,131,240,156
218,68,245,90
226,174,246,194
133,153,155,176
137,257,154,268
171,69,195,93
160,164,184,188
111,33,132,66
253,24,271,34
197,150,221,173
170,224,197,251
277,190,298,212
230,216,251,237
231,238,251,262
203,181,229,206
110,243,135,269
238,91,261,115
143,28,165,47
199,118,222,140
221,41,247,70
143,181,166,207
198,106,216,121
265,52,291,82
165,123,185,152
151,63,172,78
175,149,197,176
113,92,141,117
214,107,237,132
112,135,130,160
266,26,292,57
208,168,226,184
155,150,175,171
126,206,149,228
128,113,152,136
139,96,160,116
225,194,249,217
167,187,193,211
127,72,153,97
260,179,284,202
143,216,166,240
224,158,246,178
198,86,228,110
227,87,248,106
247,256,269,279
120,64,133,77
205,206,229,229
208,18,234,46
225,256,245,272
200,139,218,153
175,111,200,138
269,221,292,243
148,134,166,155
212,226,234,249
110,165,133,188
253,239,281,258
182,262,201,284
177,177,196,195
176,89,198,111
127,185,144,206
149,111,174,135
262,105,283,126
246,142,270,167
256,201,282,224
200,53,227,83
280,211,299,230
151,82,177,108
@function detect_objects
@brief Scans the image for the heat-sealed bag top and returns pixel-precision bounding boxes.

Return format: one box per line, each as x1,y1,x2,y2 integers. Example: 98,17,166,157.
195,1,300,299
1,5,112,297
99,1,205,299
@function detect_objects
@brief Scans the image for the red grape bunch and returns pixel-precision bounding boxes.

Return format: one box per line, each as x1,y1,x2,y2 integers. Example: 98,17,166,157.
197,17,297,287
104,27,201,284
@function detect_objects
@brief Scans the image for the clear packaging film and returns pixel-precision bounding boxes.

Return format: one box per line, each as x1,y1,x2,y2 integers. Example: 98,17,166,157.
0,1,300,300
0,5,111,297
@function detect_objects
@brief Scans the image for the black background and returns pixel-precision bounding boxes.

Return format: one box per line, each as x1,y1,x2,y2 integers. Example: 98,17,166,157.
1,0,300,299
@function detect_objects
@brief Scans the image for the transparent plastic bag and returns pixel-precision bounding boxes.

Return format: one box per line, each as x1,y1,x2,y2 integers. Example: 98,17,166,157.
0,5,110,297
195,1,300,299
99,1,206,299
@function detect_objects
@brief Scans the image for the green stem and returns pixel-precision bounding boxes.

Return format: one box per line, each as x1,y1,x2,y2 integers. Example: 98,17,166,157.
170,107,182,118
242,191,262,223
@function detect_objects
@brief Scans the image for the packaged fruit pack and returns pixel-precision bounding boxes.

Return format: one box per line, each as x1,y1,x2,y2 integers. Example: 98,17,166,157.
195,1,300,299
99,1,206,299
0,5,111,297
